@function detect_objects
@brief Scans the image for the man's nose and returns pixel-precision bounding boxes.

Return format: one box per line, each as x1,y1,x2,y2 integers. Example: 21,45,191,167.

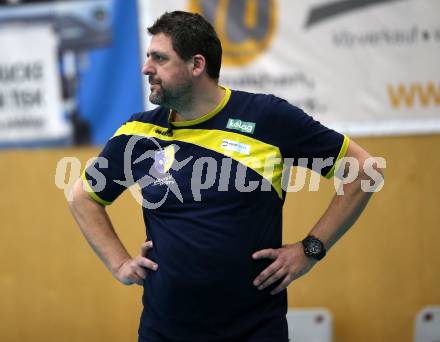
142,58,154,75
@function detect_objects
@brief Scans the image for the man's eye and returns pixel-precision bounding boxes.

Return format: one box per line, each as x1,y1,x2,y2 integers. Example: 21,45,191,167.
156,56,165,62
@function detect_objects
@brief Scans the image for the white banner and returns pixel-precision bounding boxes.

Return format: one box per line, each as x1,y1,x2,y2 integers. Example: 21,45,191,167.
0,25,71,145
138,0,440,136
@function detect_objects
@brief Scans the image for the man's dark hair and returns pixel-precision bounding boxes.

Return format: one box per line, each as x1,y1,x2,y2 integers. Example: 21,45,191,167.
147,11,222,80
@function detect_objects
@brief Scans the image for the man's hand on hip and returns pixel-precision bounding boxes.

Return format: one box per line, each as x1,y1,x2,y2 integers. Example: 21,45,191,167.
113,241,158,286
252,242,316,295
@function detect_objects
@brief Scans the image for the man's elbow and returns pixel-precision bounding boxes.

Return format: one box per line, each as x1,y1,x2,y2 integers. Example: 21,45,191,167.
359,156,386,193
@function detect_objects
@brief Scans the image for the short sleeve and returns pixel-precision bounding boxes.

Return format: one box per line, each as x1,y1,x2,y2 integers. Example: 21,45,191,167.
82,135,132,205
267,96,349,178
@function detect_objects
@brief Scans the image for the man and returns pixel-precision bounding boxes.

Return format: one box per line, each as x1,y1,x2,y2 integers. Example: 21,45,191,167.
69,11,382,342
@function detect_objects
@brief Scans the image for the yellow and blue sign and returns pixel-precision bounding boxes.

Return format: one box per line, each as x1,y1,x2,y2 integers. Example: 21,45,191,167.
189,0,277,66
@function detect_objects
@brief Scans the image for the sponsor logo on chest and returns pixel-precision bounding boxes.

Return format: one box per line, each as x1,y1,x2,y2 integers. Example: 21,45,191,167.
226,118,256,134
220,139,251,155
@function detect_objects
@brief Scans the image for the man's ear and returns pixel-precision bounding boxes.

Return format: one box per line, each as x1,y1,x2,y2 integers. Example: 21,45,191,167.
191,54,206,77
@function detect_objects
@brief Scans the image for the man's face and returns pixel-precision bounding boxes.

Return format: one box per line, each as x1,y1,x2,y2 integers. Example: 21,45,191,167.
142,33,193,108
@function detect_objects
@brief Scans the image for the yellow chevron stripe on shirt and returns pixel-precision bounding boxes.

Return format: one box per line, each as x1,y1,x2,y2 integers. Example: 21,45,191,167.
113,121,284,199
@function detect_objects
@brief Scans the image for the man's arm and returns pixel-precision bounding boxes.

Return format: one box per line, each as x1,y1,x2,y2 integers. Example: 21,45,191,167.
68,178,158,285
252,139,384,294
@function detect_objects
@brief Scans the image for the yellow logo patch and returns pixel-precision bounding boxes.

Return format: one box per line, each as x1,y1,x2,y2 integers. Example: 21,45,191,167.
154,145,175,173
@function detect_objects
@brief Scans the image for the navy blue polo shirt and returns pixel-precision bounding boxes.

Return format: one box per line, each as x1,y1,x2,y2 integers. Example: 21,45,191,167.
83,88,349,341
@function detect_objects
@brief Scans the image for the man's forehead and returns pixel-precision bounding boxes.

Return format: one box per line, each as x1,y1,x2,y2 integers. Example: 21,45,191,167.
148,33,174,54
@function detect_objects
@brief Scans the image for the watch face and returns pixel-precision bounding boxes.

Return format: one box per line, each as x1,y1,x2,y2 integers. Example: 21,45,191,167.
309,240,322,253
303,236,325,260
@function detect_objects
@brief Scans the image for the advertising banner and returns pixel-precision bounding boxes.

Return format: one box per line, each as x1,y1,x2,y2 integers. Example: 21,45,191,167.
139,0,440,136
0,0,143,147
0,25,70,145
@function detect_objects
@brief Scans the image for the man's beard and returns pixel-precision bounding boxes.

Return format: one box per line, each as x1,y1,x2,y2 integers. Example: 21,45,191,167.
149,77,192,110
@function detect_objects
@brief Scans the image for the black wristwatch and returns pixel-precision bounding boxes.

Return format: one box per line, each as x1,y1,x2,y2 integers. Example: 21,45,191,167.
302,235,326,261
